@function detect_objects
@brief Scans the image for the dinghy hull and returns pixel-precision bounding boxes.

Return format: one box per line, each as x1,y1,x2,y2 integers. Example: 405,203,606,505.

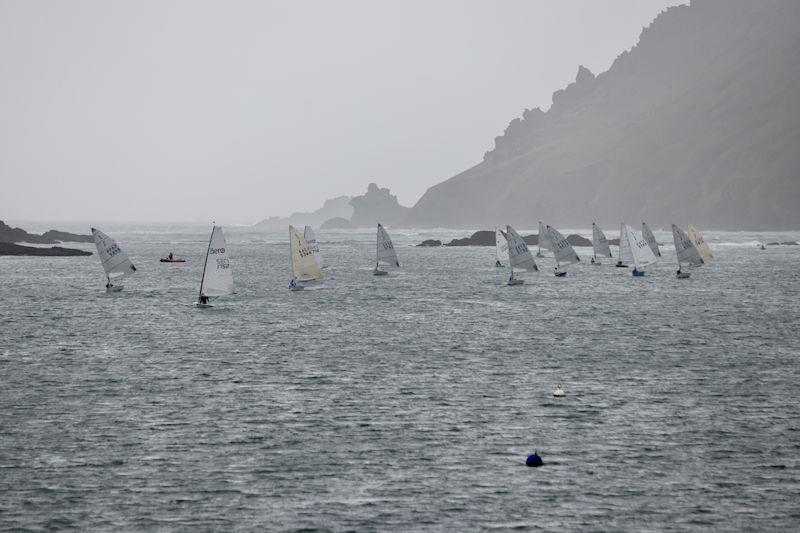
106,285,123,293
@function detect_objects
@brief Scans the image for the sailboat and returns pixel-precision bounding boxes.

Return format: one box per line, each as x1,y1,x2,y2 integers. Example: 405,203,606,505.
505,225,537,285
195,225,234,307
672,224,704,278
91,227,137,292
536,221,550,258
591,223,612,265
494,227,508,267
303,225,325,268
374,223,400,276
642,222,662,258
546,225,580,276
687,224,713,262
289,224,322,289
616,222,632,267
622,224,657,276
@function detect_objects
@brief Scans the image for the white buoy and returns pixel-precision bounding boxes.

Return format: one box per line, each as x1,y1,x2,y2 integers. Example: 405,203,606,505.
553,385,565,397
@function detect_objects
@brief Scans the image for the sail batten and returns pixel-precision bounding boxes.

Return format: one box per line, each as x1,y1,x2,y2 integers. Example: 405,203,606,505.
506,225,537,272
290,225,322,280
199,226,234,297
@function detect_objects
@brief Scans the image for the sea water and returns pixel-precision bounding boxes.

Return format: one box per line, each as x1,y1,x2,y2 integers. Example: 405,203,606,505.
1,224,799,530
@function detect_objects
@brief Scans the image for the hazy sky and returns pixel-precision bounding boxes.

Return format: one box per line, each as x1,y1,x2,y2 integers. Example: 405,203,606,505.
1,0,683,224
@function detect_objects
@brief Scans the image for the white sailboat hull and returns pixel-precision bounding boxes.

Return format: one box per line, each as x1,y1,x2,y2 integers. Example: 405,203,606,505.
106,284,123,293
677,271,691,279
507,278,525,286
373,269,388,276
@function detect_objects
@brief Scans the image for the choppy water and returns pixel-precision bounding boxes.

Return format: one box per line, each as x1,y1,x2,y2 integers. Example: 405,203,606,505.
2,224,799,531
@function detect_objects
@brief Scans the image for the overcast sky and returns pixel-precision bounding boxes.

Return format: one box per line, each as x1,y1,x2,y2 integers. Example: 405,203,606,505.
1,0,683,224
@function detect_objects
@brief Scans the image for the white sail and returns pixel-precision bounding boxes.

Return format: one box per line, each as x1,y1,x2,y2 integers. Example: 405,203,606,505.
91,227,137,278
199,225,234,297
303,225,325,268
592,223,612,258
624,225,657,269
290,225,322,281
672,224,704,267
506,225,537,272
546,225,580,267
376,224,400,268
495,227,508,263
642,222,661,257
538,221,552,253
618,223,634,263
688,224,713,262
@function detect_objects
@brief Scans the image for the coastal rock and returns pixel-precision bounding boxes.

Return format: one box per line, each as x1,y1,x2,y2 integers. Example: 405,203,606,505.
416,239,442,247
444,230,495,246
40,230,93,243
320,217,354,230
349,183,411,228
0,220,92,244
0,242,92,256
256,196,353,230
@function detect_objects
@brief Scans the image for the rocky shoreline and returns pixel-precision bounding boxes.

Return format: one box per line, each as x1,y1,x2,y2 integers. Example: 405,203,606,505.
417,230,619,247
0,242,92,257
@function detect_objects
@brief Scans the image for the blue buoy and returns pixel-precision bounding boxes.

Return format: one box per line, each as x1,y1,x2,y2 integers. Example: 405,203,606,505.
526,452,543,467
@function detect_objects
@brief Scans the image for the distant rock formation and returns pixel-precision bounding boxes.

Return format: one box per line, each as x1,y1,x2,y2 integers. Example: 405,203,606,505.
0,242,92,256
432,230,592,247
321,217,354,230
349,183,411,228
406,1,800,230
416,239,442,247
256,196,353,230
0,220,92,244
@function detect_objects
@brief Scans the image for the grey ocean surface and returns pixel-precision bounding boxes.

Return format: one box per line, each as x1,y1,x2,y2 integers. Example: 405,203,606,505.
2,225,799,531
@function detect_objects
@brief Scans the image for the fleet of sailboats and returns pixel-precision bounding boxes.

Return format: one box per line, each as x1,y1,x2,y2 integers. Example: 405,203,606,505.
87,221,718,299
91,227,137,292
195,225,234,307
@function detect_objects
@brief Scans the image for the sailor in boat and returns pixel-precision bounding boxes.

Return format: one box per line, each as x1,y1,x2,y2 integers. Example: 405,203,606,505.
199,295,209,305
288,277,297,289
168,252,173,260
105,278,113,290
590,257,595,264
495,260,502,267
616,260,626,267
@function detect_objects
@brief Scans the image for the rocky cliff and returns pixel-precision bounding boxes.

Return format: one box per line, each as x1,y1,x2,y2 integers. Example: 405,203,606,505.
407,0,800,229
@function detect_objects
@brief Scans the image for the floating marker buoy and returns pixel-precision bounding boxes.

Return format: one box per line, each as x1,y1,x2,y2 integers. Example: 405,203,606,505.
553,385,565,397
526,452,543,467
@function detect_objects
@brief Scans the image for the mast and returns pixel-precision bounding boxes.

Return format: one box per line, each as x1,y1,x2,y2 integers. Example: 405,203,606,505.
198,224,215,301
618,222,624,263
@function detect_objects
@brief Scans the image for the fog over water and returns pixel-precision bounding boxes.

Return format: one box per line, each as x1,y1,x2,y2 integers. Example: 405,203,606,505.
0,0,682,223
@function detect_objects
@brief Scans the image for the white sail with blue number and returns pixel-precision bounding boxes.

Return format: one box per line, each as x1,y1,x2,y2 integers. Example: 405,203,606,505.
199,225,234,298
92,227,136,291
624,225,657,270
547,225,580,274
506,225,537,272
376,223,400,269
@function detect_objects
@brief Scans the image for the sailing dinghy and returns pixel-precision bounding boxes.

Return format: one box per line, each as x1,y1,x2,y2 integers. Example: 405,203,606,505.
546,225,580,276
505,225,537,285
616,223,632,267
622,225,657,276
289,224,322,289
374,223,400,275
303,225,325,268
91,227,137,292
687,224,713,262
195,225,234,307
536,221,550,258
591,223,612,265
672,224,704,279
495,227,508,267
642,222,662,258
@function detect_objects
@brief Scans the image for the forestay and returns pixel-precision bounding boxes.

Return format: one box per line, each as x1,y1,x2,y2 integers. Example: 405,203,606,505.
546,225,580,266
200,226,234,297
91,227,137,278
672,224,704,267
290,225,322,280
592,223,612,258
624,225,657,269
506,225,537,271
618,223,634,263
688,224,713,261
376,224,400,268
642,222,661,257
495,227,508,263
303,225,324,268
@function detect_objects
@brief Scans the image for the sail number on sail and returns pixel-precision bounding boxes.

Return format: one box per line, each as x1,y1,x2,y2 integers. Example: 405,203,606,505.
104,244,122,257
514,243,528,254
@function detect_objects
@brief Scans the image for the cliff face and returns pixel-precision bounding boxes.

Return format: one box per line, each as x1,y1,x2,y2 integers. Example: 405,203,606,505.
408,0,800,229
256,196,353,230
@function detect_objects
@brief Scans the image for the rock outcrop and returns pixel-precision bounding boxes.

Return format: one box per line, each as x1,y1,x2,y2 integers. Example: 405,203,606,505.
320,217,354,230
349,183,411,228
0,220,92,244
0,242,92,256
256,196,353,230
